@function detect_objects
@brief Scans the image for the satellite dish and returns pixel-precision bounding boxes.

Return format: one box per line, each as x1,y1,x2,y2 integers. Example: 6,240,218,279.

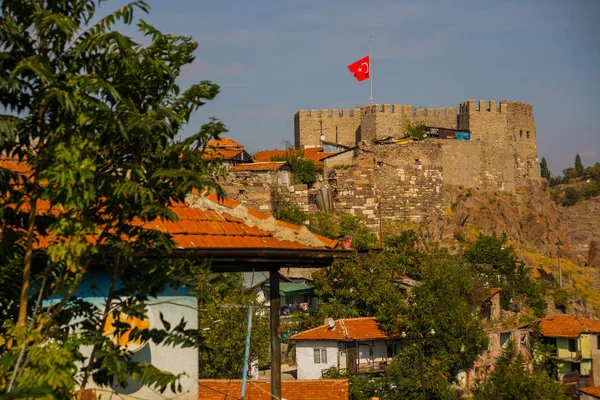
320,135,326,141
328,319,335,329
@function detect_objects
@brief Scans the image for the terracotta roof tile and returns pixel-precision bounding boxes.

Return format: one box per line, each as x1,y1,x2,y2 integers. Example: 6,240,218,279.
538,315,600,338
3,158,338,251
253,148,336,163
230,162,287,172
206,137,244,148
290,317,390,341
202,148,244,160
580,386,600,398
481,288,502,302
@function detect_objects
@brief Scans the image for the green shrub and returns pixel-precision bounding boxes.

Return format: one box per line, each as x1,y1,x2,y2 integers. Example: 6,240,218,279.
307,212,339,239
270,185,307,225
562,187,580,206
581,183,600,199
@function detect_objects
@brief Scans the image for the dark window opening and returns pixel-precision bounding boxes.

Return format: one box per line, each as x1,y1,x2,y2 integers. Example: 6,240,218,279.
238,189,245,195
568,338,577,352
597,335,600,350
500,332,511,348
526,131,530,138
415,159,420,165
520,130,523,137
570,362,580,373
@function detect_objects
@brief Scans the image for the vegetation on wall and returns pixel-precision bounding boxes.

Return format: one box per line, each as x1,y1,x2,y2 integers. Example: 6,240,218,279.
270,143,319,186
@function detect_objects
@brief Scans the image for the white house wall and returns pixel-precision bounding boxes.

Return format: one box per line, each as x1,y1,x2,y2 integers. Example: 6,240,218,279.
296,341,338,379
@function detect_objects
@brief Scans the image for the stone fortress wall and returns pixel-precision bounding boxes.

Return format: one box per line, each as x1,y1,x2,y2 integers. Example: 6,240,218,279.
294,99,541,226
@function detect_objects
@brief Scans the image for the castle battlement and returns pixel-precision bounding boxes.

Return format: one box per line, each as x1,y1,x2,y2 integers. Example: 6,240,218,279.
358,104,458,117
458,99,533,115
294,108,361,118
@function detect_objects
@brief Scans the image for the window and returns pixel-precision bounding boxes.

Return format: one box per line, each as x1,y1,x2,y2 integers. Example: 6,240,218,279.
369,346,375,360
526,131,530,138
570,362,580,373
313,348,327,364
568,338,577,352
520,130,523,137
500,332,511,348
597,335,600,350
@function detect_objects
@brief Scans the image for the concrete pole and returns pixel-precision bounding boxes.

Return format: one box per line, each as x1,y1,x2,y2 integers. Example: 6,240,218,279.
270,267,281,399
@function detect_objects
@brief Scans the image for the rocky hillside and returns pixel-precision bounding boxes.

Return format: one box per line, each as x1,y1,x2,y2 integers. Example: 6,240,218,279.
554,182,600,267
421,180,577,263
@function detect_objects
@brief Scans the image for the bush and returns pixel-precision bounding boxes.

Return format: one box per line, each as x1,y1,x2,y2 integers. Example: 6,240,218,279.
270,185,307,225
270,146,318,186
581,183,600,199
307,212,339,239
562,187,580,206
339,214,377,250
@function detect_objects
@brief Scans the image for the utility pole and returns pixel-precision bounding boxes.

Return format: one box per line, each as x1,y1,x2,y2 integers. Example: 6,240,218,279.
401,329,436,400
556,241,562,289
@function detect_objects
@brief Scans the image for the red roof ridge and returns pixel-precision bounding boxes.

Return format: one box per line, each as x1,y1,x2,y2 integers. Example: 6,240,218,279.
186,193,338,249
290,317,387,341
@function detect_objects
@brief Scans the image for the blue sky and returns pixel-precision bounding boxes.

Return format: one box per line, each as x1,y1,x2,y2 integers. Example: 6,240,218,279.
111,1,597,174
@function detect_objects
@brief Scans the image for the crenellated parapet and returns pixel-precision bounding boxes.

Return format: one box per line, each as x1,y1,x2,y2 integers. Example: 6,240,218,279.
357,104,458,117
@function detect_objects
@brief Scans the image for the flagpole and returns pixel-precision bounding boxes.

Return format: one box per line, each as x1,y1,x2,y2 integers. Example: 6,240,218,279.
369,35,373,105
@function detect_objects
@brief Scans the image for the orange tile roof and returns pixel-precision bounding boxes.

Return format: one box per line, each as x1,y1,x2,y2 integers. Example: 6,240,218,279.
538,315,600,338
230,162,287,172
198,379,349,400
290,317,390,341
253,148,336,163
1,158,338,251
580,386,600,398
206,137,244,148
202,148,244,160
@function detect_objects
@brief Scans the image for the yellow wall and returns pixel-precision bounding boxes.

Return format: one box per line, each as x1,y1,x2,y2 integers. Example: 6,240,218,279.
581,334,592,359
556,338,578,359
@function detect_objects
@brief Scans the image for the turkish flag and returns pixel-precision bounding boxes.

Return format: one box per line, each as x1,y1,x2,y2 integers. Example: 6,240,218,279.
347,56,370,82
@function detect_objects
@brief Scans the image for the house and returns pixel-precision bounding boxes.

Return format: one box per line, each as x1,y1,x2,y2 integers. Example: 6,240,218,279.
2,154,350,399
530,315,600,385
480,288,502,323
230,161,292,187
204,137,253,166
290,317,401,379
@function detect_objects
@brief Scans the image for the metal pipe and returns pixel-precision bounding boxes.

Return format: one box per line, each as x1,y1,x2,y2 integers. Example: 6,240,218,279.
240,307,253,399
270,267,281,399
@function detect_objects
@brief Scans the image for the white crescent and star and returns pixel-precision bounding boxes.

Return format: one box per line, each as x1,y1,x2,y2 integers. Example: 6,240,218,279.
360,62,369,74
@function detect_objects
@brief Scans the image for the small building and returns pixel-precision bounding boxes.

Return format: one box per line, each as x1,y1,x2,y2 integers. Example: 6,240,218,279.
204,137,253,166
230,161,292,187
290,317,401,379
480,288,502,323
531,315,600,385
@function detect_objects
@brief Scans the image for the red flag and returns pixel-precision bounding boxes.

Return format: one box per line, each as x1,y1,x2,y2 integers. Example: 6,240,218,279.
347,55,370,82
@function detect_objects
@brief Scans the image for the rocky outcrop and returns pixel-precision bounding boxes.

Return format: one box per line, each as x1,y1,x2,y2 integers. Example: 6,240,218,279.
420,180,577,262
558,196,600,264
589,240,600,269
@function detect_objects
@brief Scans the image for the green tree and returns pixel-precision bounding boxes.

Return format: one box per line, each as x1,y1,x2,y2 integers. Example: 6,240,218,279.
197,272,269,378
472,340,567,400
377,257,489,399
339,214,377,250
575,154,584,177
270,144,319,186
540,157,551,180
0,0,225,396
307,212,340,239
464,234,547,317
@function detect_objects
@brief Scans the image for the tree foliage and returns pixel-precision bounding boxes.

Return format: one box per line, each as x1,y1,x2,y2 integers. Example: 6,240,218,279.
197,272,269,379
575,154,584,177
270,144,318,186
464,234,547,317
472,340,567,400
0,0,225,396
540,157,551,180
